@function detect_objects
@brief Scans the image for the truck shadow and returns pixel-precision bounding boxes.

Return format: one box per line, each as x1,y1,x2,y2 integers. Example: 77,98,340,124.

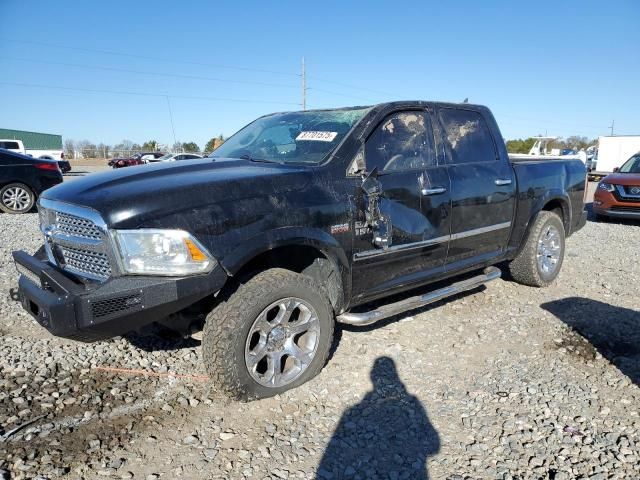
541,297,640,386
317,356,440,479
124,331,200,352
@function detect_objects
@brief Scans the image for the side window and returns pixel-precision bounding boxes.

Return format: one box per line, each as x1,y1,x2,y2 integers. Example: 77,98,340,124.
439,109,497,164
365,111,435,172
0,141,19,149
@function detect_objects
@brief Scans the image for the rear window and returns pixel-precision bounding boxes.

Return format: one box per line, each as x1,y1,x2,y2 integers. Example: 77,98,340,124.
439,109,497,164
0,141,20,150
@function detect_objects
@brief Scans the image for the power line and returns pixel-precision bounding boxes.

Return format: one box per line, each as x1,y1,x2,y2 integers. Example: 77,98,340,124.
0,81,302,106
2,38,394,101
1,56,298,89
1,38,299,78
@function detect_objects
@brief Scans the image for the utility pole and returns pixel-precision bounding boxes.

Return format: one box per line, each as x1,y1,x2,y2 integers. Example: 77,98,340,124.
301,57,306,111
609,120,615,136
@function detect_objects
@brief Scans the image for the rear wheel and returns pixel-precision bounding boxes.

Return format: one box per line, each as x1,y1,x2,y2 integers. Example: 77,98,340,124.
0,183,35,214
509,211,565,287
202,268,334,400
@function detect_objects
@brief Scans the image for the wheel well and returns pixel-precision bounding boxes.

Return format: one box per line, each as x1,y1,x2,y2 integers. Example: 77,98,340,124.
234,245,343,310
541,199,569,232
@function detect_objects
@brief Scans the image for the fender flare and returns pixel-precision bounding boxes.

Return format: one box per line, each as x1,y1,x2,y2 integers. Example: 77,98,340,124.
514,191,571,257
529,190,572,231
219,227,351,310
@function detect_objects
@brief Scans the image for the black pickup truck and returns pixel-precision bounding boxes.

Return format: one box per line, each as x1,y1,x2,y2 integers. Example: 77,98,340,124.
13,101,587,400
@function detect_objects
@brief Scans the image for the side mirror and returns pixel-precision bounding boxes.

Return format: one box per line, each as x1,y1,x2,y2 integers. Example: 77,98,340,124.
613,167,619,172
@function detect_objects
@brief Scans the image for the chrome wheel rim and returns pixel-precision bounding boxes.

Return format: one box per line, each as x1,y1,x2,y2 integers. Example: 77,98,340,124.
537,224,561,275
245,297,320,388
2,186,31,212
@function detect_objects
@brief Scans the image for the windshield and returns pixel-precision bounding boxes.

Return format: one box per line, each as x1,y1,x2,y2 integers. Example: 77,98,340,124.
619,154,640,173
156,153,174,160
211,107,371,164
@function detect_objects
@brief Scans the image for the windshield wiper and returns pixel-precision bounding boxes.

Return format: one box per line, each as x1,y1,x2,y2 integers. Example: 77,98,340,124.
238,154,282,165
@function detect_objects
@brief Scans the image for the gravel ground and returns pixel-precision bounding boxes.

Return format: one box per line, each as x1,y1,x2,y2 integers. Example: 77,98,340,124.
1,189,639,479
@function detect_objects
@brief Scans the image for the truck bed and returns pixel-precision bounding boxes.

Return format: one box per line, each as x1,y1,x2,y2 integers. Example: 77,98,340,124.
506,157,587,257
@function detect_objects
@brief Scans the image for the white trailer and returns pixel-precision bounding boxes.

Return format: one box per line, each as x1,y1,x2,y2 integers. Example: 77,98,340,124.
592,135,640,175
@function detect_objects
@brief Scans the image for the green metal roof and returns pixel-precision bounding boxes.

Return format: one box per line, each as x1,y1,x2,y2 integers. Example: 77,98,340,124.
0,128,62,150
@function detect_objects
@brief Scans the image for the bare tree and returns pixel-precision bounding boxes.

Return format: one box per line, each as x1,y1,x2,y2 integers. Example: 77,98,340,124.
64,139,76,159
97,143,110,159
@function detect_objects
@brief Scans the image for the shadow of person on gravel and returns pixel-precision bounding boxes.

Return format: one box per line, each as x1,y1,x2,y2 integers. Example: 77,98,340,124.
317,356,440,479
542,297,640,386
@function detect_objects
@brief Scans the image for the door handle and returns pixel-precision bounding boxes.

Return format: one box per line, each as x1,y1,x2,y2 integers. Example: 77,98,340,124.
494,179,512,186
421,187,447,196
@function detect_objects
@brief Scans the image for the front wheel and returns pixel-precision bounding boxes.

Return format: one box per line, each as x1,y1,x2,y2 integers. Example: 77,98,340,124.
0,183,36,214
202,268,334,400
508,211,565,287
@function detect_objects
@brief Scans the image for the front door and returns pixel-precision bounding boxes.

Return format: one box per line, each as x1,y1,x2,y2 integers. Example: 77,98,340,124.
437,107,516,270
351,109,451,301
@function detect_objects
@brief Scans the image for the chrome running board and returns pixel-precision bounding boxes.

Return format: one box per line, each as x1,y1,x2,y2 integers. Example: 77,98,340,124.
337,266,501,326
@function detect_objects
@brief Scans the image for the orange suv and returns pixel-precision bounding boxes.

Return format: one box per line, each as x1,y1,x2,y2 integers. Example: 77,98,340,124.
594,152,640,220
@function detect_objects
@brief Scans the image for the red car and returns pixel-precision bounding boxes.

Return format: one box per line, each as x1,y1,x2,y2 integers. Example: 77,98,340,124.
593,152,640,220
109,152,165,169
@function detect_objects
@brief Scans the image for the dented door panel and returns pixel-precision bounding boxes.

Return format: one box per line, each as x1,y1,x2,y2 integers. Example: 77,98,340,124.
350,109,452,300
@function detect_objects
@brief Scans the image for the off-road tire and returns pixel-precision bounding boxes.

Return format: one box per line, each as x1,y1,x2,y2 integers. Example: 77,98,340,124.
202,268,334,401
0,183,35,214
508,211,565,287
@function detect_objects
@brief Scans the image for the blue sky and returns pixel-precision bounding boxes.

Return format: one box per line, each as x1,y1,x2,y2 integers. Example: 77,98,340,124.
1,0,638,149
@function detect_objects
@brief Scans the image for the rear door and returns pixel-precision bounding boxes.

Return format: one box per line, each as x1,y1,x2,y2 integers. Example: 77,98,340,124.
437,107,515,270
351,109,451,300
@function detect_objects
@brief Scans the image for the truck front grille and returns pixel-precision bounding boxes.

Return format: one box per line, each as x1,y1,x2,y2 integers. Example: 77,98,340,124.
55,211,103,240
60,246,112,279
39,200,115,282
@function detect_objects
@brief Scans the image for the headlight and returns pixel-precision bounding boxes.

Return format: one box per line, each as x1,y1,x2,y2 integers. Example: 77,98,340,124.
114,229,215,275
597,182,615,192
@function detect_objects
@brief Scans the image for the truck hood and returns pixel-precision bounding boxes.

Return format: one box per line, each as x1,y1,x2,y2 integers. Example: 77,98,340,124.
42,158,311,228
602,172,640,185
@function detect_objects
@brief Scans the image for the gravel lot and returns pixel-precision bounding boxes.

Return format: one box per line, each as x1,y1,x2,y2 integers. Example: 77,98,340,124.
1,185,639,480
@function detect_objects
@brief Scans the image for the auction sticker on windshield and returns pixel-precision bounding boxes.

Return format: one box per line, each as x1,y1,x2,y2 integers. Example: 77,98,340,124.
296,131,338,142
